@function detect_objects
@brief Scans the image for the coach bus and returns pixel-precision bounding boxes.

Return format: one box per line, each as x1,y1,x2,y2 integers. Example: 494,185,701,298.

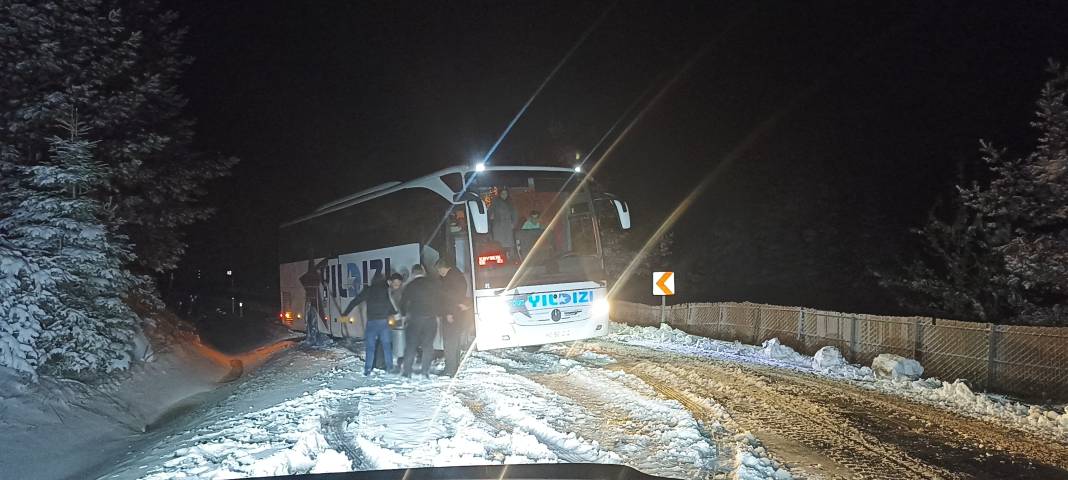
277,164,631,351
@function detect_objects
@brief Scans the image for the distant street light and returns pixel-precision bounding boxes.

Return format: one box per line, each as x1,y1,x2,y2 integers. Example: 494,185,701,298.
227,270,235,313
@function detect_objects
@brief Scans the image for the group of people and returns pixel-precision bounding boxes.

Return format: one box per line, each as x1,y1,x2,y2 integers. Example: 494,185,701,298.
350,258,472,379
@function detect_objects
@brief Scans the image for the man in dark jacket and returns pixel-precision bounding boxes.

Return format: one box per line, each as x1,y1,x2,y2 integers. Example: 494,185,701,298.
436,258,471,376
399,264,439,378
344,272,396,375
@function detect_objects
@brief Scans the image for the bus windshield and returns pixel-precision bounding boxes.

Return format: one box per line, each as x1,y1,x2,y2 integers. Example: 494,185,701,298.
464,170,606,289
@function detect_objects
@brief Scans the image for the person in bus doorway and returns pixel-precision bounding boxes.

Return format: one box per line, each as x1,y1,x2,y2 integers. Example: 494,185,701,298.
436,258,471,377
387,272,405,311
346,272,397,375
387,271,406,367
521,210,542,230
490,187,517,261
399,264,439,378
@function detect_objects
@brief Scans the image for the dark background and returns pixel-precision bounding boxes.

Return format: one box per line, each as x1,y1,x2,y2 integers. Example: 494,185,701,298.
170,1,1068,315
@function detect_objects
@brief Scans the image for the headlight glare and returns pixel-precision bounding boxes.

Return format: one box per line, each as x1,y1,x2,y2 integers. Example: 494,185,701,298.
593,298,610,317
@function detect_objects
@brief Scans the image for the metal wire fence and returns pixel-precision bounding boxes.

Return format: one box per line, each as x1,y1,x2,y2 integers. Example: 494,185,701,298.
611,300,1068,401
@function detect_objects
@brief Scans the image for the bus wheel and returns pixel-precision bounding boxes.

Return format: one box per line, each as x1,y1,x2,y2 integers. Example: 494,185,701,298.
522,345,542,353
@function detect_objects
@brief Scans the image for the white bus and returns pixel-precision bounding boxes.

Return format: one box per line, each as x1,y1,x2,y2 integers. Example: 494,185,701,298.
277,165,631,352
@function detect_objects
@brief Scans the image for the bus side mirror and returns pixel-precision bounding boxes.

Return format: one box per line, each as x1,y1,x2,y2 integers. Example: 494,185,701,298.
466,198,489,234
612,199,631,230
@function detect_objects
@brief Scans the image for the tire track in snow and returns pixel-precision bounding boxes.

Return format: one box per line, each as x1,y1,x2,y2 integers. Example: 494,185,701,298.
475,349,721,479
596,340,1068,479
751,366,1068,479
321,402,371,470
622,361,940,479
527,370,720,479
452,363,620,465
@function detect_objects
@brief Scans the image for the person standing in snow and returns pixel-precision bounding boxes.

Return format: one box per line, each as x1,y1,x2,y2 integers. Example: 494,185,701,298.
299,257,328,346
344,272,397,375
399,264,440,378
437,258,471,377
490,187,517,260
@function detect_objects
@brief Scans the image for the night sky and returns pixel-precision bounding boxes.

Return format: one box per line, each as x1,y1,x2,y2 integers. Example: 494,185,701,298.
172,1,1068,313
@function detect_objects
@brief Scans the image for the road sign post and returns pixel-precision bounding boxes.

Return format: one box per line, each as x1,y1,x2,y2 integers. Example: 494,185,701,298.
653,272,675,325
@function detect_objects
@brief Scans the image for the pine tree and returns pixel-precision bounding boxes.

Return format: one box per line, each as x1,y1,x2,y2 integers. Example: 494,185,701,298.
0,239,51,376
888,61,1068,325
0,0,236,280
877,201,1009,322
0,114,141,377
961,61,1068,323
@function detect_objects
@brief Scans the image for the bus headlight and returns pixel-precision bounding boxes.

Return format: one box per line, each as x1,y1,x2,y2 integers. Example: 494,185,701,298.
479,296,511,322
593,298,610,317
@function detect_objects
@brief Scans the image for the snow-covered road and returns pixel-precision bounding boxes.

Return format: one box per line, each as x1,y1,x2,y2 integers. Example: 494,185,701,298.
95,324,1068,480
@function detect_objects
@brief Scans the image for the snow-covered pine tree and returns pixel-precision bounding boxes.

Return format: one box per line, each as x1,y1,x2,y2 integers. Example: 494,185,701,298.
0,0,235,282
0,113,141,377
0,240,50,376
877,200,1009,322
960,61,1068,324
887,61,1068,325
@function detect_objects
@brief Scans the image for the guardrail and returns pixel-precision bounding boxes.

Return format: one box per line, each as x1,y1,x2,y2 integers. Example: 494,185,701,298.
611,300,1068,401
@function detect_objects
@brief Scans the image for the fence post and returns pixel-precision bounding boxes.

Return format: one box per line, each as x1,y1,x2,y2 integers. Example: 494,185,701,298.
986,323,998,391
718,303,724,339
849,315,859,362
798,308,805,342
754,305,763,344
912,318,922,361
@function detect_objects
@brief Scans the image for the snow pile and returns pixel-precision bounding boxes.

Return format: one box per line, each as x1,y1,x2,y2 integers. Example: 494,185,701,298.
610,323,858,375
811,346,874,379
812,346,845,369
895,378,1068,438
871,354,924,380
760,338,808,365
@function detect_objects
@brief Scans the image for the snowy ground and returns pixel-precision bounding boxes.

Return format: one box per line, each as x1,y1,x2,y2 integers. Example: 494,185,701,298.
98,342,785,480
0,333,299,480
6,322,1067,480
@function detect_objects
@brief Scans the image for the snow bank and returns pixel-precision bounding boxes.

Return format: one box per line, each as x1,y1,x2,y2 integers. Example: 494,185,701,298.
0,336,298,480
871,354,923,380
608,322,1068,442
761,338,808,365
812,346,845,369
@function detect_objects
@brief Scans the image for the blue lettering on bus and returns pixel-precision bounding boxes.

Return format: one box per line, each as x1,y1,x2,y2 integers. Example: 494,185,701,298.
525,290,594,310
343,262,360,297
320,257,394,302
